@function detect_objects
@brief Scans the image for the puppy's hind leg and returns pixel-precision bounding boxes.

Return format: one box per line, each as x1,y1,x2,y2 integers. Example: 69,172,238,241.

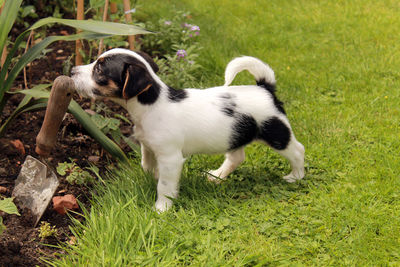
259,117,304,183
276,138,305,183
208,147,245,183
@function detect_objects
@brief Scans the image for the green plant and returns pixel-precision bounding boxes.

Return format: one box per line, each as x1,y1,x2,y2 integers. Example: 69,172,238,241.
155,45,201,89
0,197,20,235
38,221,57,240
91,103,138,153
57,160,97,185
0,0,149,161
138,11,199,57
137,11,203,88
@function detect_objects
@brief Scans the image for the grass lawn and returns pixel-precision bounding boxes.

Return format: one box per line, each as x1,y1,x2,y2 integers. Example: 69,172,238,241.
51,0,400,265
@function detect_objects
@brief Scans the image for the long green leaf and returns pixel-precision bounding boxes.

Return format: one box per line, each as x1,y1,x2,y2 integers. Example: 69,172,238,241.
1,32,111,101
0,31,29,89
1,15,150,108
9,84,52,98
30,17,151,36
0,0,22,63
68,100,129,163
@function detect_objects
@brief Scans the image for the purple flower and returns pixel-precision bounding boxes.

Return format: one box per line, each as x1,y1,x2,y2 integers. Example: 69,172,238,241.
164,21,172,25
176,49,187,59
190,25,200,31
183,23,192,28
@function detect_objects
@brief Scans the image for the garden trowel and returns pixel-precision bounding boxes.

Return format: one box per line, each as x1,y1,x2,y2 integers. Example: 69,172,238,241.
12,76,75,227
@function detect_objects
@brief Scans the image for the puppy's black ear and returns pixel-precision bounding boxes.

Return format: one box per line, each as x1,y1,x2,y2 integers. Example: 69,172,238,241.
135,51,159,73
122,60,155,100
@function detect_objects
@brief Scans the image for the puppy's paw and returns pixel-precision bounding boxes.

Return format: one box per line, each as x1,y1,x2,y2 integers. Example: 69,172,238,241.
207,170,224,184
283,168,304,183
154,198,173,213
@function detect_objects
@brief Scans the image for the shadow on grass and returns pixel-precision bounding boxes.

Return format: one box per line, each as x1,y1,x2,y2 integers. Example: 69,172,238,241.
173,152,330,213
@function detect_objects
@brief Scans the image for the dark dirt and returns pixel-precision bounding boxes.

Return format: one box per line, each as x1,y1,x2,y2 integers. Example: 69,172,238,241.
0,27,133,266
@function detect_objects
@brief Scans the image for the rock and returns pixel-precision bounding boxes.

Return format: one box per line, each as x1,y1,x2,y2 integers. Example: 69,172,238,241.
0,186,7,194
9,140,25,155
88,156,100,163
52,194,78,215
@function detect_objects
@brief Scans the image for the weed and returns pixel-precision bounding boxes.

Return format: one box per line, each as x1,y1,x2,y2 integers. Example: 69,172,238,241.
56,160,97,185
0,197,20,235
38,221,57,240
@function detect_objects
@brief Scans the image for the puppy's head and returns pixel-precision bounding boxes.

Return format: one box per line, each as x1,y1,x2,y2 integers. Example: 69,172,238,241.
71,49,159,101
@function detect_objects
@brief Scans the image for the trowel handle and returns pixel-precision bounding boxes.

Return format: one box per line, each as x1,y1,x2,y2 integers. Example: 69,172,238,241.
35,76,75,157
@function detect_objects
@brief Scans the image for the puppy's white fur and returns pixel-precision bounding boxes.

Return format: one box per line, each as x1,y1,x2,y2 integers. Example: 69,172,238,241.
72,48,305,212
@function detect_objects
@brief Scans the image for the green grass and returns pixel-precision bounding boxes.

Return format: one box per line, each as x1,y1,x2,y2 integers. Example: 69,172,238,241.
51,0,400,265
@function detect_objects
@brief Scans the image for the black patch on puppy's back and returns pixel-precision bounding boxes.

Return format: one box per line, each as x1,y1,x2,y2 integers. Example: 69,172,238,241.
259,116,290,150
257,78,286,115
229,114,258,150
168,86,188,102
219,93,237,117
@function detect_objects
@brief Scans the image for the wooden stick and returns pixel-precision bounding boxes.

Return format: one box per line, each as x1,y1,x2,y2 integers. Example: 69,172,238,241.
36,76,75,157
23,31,34,89
110,1,118,20
75,0,84,66
0,46,6,71
97,0,110,56
0,1,7,72
122,0,135,50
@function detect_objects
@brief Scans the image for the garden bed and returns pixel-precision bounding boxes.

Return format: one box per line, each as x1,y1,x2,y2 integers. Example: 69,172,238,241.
0,33,132,266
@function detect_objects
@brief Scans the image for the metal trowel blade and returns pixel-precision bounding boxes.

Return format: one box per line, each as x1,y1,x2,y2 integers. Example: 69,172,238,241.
12,155,59,227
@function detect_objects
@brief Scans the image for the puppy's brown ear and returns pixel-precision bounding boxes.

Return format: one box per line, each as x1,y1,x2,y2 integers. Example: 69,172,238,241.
122,61,154,100
135,51,159,73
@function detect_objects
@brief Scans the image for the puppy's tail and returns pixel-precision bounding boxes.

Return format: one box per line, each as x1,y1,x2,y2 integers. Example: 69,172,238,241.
224,56,276,93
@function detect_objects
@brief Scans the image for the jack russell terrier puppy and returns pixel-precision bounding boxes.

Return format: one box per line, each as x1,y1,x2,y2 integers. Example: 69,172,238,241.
71,48,305,212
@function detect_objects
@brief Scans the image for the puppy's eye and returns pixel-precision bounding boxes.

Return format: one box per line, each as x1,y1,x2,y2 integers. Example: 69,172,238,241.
94,64,103,74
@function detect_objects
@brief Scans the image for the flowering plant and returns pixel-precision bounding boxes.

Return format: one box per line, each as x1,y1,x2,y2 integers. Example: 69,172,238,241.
137,11,202,88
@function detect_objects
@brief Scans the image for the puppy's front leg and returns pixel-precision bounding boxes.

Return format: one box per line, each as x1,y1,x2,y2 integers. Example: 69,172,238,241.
141,143,158,179
155,151,185,212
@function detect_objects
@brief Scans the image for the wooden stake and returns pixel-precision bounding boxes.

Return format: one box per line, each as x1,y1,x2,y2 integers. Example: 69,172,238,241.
110,1,118,19
75,0,84,66
98,0,110,56
122,0,135,50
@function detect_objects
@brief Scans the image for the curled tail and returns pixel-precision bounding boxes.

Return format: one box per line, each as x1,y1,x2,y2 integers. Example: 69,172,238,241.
224,56,276,93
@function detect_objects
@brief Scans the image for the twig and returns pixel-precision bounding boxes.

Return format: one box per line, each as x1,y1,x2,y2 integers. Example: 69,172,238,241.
122,0,135,50
75,0,84,66
23,31,34,89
